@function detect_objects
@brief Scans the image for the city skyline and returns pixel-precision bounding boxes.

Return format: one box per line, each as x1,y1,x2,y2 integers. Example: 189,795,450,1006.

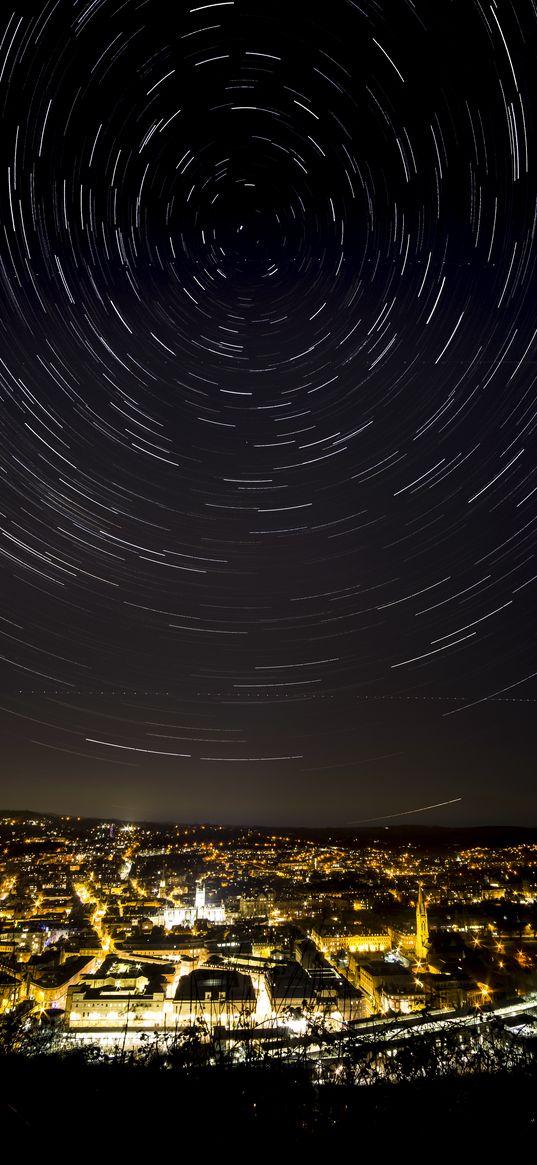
1,805,536,1149
0,1,536,826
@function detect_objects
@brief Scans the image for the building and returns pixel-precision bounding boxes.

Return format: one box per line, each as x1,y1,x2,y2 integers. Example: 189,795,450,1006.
65,956,179,1031
294,939,365,1022
311,924,390,956
266,961,314,1015
0,970,23,1012
174,967,256,1027
387,925,416,954
156,880,225,928
28,954,99,1011
160,903,225,927
359,960,426,1016
117,935,209,967
264,959,365,1026
239,895,271,917
420,971,481,1011
415,884,430,963
307,965,365,1023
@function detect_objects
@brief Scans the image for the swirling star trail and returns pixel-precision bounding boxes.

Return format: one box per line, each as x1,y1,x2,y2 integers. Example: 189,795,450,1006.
0,1,535,824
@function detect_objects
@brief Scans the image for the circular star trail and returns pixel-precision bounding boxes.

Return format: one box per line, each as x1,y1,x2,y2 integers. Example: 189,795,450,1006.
0,0,536,824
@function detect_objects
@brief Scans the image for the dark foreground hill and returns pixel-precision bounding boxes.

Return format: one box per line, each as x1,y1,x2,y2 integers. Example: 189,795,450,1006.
2,1055,536,1152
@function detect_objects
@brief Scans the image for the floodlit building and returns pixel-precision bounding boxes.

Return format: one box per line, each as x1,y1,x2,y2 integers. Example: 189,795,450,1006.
239,895,271,917
310,924,390,956
266,960,314,1015
65,957,179,1031
174,967,256,1027
161,903,225,927
117,936,209,967
359,960,426,1016
264,959,364,1025
28,954,99,1011
157,880,225,928
420,971,481,1011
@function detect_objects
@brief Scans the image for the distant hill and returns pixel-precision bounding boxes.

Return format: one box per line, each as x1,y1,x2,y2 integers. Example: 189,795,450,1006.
1,810,536,848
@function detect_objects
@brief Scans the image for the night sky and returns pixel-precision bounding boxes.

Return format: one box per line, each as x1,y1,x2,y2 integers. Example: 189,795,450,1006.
0,0,536,826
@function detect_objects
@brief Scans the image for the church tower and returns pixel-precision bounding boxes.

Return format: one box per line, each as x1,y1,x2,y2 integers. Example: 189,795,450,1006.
415,883,430,962
195,878,206,913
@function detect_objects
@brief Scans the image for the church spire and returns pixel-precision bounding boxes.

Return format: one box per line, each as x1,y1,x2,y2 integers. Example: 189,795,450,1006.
415,883,429,962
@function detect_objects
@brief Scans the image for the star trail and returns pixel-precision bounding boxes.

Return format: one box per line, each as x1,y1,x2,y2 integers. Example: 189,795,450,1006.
0,0,535,825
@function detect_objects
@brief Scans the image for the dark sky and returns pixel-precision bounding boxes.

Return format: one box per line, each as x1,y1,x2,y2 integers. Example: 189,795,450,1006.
0,0,535,826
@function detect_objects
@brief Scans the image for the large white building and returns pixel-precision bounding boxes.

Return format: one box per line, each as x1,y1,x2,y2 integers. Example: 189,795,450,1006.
157,879,225,928
65,957,180,1033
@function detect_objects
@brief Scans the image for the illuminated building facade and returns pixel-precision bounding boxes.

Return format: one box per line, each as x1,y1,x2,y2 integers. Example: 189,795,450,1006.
65,957,179,1030
174,967,256,1026
311,925,390,956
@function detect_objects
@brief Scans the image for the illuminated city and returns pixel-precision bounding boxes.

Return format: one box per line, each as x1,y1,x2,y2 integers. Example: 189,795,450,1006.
2,813,536,1062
